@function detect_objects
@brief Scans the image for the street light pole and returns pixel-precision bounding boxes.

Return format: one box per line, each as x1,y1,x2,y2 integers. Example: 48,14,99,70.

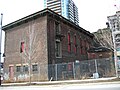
0,13,3,85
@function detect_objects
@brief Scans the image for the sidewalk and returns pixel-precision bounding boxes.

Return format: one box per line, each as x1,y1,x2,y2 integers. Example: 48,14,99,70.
1,77,120,86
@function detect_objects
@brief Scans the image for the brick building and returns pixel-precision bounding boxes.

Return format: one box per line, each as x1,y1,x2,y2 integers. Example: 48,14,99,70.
3,9,94,82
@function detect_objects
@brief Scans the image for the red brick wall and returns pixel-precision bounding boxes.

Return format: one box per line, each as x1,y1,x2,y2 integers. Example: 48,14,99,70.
4,16,49,82
3,13,94,82
47,16,93,64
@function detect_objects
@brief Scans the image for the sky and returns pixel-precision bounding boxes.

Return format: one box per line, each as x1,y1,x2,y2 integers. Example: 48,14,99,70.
0,0,120,62
0,0,119,33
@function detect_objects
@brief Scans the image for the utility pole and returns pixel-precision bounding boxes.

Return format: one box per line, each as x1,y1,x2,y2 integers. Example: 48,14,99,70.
0,13,3,85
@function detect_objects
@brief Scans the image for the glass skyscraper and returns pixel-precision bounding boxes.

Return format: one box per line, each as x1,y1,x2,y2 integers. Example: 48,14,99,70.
44,0,79,25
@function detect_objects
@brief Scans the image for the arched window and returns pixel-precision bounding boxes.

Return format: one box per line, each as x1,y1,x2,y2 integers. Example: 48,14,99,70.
79,38,82,54
74,35,77,54
68,33,71,52
20,42,24,53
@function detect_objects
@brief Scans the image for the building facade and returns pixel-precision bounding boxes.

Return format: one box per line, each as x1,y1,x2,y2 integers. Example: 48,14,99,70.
3,9,93,82
44,0,79,25
107,11,120,75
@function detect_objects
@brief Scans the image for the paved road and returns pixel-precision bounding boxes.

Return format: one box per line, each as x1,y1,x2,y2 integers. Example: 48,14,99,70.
1,83,120,90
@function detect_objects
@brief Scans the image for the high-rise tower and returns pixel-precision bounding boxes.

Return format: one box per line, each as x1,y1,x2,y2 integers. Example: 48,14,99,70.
44,0,79,25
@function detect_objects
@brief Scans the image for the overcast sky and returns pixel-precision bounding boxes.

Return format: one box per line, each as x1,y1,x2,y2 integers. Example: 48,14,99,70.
0,0,120,62
0,0,119,33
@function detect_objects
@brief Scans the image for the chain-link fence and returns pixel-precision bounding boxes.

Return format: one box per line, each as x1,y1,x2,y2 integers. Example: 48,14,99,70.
48,58,115,81
3,58,116,82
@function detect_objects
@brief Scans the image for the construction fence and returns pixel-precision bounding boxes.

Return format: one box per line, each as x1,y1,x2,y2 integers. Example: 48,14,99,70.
3,58,116,82
48,58,115,81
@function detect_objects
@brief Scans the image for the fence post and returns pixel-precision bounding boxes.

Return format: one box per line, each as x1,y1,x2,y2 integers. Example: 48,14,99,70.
94,59,99,78
95,59,98,73
73,62,75,79
55,64,57,81
38,64,40,81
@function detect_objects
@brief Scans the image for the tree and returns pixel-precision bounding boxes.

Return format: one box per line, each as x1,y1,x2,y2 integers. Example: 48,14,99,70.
21,20,41,83
93,28,114,50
